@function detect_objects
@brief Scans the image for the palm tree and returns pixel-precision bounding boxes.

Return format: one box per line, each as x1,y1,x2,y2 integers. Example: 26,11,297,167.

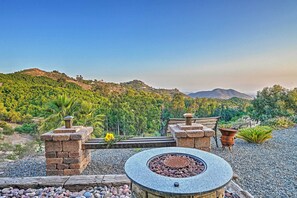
39,95,79,132
75,101,104,137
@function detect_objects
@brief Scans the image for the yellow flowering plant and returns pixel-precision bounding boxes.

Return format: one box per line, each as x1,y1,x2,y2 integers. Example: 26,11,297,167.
104,133,116,148
103,133,132,148
104,133,115,142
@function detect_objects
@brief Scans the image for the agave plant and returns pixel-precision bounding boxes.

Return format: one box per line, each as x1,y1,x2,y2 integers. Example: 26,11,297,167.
236,126,273,144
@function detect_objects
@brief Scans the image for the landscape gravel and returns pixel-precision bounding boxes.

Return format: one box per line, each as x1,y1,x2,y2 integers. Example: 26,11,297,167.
0,185,131,198
0,186,240,198
1,127,297,198
212,127,297,198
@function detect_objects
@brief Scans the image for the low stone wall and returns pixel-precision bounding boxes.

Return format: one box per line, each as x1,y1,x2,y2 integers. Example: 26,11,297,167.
0,175,129,191
41,127,93,176
0,175,253,197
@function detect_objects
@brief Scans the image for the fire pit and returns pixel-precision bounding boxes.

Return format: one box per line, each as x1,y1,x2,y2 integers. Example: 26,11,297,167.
125,147,233,198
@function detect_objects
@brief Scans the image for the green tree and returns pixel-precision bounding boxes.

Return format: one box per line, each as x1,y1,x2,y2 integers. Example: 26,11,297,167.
251,85,292,121
287,88,297,114
169,93,186,117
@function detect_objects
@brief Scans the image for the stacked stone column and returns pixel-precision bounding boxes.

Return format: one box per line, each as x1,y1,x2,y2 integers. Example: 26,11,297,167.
41,125,93,176
169,114,214,152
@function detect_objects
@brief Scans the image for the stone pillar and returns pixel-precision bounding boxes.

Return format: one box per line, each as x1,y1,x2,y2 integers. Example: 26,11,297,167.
41,117,93,176
169,119,214,152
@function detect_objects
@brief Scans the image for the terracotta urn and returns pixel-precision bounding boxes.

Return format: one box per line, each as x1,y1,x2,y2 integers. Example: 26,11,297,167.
219,128,238,148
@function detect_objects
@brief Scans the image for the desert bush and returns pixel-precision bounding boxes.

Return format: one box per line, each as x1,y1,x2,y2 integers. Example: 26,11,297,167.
1,142,38,160
236,126,273,144
262,117,295,129
0,142,14,152
290,115,297,123
15,123,38,134
13,144,27,158
0,121,7,128
6,153,18,160
0,127,3,139
0,121,14,135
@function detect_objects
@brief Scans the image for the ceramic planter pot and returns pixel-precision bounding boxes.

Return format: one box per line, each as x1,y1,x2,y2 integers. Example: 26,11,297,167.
219,128,238,147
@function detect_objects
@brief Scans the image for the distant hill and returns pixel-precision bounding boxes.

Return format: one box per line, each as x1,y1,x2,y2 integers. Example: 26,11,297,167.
16,68,185,97
18,68,92,90
121,80,185,97
188,88,253,100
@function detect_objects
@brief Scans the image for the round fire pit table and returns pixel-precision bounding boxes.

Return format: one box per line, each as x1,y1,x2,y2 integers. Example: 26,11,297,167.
125,147,233,198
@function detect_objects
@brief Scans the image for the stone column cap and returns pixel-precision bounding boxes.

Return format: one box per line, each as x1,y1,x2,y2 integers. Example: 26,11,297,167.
64,116,74,120
54,126,82,133
41,127,93,141
177,123,203,130
183,113,193,118
169,125,214,138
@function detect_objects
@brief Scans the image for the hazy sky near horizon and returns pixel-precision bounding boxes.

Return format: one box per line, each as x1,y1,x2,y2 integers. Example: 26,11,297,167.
0,0,297,93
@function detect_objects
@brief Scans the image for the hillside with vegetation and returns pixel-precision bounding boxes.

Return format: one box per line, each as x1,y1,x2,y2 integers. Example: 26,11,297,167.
0,69,296,140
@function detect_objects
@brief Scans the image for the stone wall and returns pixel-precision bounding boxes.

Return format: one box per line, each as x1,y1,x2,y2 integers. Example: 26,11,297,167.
41,126,93,176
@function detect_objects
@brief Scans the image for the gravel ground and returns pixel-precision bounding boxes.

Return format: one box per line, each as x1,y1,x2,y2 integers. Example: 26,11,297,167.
82,149,141,175
212,127,297,198
1,127,297,198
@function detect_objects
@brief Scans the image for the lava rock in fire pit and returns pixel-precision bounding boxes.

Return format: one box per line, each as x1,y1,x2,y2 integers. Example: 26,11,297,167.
148,153,205,178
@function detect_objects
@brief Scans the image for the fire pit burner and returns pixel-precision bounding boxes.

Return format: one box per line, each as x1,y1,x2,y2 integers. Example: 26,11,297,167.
148,153,205,178
164,155,190,168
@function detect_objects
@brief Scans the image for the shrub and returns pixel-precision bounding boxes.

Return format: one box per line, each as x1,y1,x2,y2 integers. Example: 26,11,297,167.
0,121,14,135
15,123,38,134
262,117,295,129
6,153,18,160
0,121,8,128
219,123,233,129
236,126,273,144
290,115,297,124
21,114,33,123
1,142,38,160
13,144,27,157
0,126,3,139
0,142,14,152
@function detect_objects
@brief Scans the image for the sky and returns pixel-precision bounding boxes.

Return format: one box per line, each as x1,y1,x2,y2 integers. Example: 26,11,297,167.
0,0,297,94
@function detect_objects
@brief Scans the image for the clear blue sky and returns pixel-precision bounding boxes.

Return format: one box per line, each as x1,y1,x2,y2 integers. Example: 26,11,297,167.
1,0,297,93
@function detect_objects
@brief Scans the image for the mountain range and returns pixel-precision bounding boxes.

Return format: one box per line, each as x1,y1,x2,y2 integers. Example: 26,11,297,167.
188,88,253,100
11,68,252,99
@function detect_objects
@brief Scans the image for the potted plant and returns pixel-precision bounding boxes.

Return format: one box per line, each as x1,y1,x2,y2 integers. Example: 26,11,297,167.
219,124,238,149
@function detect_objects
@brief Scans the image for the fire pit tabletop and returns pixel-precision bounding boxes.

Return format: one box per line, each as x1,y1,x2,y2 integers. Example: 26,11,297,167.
125,147,233,196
